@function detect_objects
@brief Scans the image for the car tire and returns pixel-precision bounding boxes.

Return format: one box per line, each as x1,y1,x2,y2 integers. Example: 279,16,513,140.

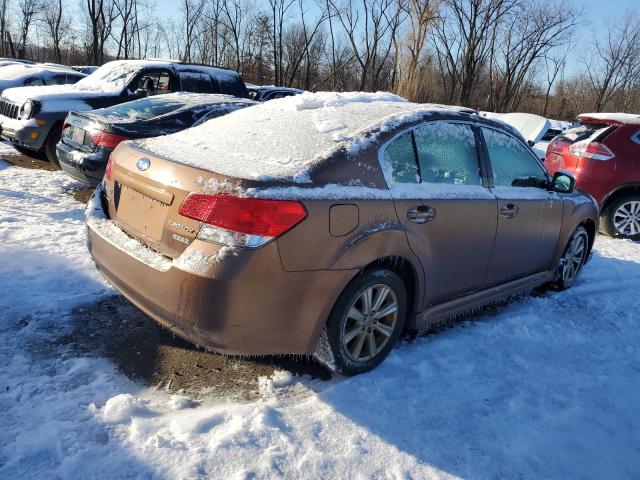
44,127,62,168
326,268,407,376
602,194,640,240
553,226,589,290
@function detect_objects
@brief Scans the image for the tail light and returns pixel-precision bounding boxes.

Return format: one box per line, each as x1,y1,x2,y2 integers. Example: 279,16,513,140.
179,193,307,248
104,155,113,181
91,131,130,149
569,140,614,161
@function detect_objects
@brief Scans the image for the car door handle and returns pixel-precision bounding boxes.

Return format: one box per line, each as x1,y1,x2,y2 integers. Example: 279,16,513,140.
500,204,519,219
407,206,436,224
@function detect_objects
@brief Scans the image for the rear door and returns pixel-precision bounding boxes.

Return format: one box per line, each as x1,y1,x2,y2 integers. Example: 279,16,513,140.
480,126,563,283
382,121,498,306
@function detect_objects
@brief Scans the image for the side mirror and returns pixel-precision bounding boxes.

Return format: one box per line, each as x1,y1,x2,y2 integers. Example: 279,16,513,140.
552,171,575,193
133,88,148,98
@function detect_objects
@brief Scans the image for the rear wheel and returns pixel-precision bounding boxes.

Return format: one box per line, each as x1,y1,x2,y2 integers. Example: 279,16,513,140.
44,127,62,168
553,226,589,290
602,194,640,240
326,269,407,375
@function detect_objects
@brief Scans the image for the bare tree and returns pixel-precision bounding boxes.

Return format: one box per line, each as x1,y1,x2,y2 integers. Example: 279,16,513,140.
43,0,71,62
395,0,438,99
17,0,42,58
181,0,206,62
585,13,640,112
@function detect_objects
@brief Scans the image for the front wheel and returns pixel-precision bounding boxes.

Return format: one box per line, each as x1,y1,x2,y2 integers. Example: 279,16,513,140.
44,127,62,168
326,268,407,376
602,195,640,240
553,226,589,290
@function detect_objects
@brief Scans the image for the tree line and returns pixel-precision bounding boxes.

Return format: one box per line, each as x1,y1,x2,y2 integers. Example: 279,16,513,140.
0,0,639,118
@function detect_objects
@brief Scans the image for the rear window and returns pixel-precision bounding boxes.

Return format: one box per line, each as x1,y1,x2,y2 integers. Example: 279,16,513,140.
541,128,563,142
101,97,187,120
558,125,608,144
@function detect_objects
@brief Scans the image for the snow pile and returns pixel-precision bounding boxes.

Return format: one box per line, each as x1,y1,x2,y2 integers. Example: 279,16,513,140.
132,92,471,182
2,153,640,478
578,112,640,125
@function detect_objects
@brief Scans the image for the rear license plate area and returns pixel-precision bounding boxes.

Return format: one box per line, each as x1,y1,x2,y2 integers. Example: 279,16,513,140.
115,184,168,240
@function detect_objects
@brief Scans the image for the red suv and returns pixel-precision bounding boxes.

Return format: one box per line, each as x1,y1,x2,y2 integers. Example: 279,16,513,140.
546,113,640,239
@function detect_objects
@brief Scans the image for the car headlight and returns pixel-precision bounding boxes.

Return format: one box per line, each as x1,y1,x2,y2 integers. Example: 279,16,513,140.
19,99,33,120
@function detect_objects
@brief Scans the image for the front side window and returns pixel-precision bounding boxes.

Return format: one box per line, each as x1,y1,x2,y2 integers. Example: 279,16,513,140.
383,131,419,184
24,77,44,86
134,70,173,96
414,122,481,185
482,127,548,188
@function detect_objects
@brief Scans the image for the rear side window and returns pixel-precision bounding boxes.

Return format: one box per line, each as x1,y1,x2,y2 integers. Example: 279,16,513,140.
179,72,220,93
383,131,419,183
631,130,640,146
23,77,44,86
414,122,481,185
218,76,247,97
482,127,547,187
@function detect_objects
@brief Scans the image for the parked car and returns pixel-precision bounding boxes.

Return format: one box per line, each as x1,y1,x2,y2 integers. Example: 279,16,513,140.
86,92,597,375
0,63,85,95
0,59,249,165
58,93,256,186
545,112,640,239
481,112,570,159
247,84,303,101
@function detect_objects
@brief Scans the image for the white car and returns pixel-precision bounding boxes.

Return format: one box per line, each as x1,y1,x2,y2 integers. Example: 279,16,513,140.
481,112,570,159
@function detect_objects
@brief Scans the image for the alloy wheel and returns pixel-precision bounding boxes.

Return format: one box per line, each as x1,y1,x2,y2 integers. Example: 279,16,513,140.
560,232,587,283
341,284,398,362
613,201,640,237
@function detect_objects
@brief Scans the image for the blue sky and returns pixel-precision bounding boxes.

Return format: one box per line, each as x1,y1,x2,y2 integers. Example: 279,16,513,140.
154,0,638,77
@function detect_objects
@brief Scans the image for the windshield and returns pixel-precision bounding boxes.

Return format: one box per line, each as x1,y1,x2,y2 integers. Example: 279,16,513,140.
100,97,186,120
75,63,139,91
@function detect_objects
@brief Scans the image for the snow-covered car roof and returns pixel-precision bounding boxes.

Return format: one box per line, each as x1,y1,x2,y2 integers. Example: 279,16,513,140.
0,63,81,81
578,112,640,125
132,91,479,182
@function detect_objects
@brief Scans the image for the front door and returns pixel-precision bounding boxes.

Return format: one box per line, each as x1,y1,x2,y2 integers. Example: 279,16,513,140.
381,121,498,307
480,126,563,284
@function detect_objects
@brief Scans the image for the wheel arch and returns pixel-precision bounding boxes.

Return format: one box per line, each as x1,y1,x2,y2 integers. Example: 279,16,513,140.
601,184,640,214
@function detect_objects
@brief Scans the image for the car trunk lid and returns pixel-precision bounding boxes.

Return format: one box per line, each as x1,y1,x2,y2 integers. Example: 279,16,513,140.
62,111,108,152
105,143,228,258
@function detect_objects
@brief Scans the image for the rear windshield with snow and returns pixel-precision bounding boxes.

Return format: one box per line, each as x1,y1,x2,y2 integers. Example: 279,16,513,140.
101,97,188,121
558,125,610,144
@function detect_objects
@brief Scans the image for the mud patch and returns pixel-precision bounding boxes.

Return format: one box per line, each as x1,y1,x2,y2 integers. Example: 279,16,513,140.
1,152,57,171
59,295,331,399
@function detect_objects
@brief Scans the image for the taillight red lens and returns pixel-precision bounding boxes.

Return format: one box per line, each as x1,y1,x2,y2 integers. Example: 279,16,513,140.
91,131,130,149
179,194,307,237
569,141,614,161
104,155,113,181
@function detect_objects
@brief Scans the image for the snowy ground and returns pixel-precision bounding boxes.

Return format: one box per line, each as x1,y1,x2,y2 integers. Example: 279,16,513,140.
1,150,640,479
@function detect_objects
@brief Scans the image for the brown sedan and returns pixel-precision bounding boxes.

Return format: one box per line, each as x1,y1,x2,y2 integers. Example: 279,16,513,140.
86,94,598,375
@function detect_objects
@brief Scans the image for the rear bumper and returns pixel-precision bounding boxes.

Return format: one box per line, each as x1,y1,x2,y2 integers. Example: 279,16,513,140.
57,141,109,186
86,187,351,355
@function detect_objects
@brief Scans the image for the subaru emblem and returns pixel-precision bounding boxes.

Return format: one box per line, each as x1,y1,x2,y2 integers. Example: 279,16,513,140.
136,157,151,171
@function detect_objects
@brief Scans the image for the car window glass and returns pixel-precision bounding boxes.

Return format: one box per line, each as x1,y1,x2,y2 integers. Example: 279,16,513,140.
414,122,481,185
47,74,78,85
218,76,245,96
179,72,220,93
631,130,640,146
23,77,44,86
103,97,185,120
135,70,173,96
482,127,548,188
383,131,419,184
